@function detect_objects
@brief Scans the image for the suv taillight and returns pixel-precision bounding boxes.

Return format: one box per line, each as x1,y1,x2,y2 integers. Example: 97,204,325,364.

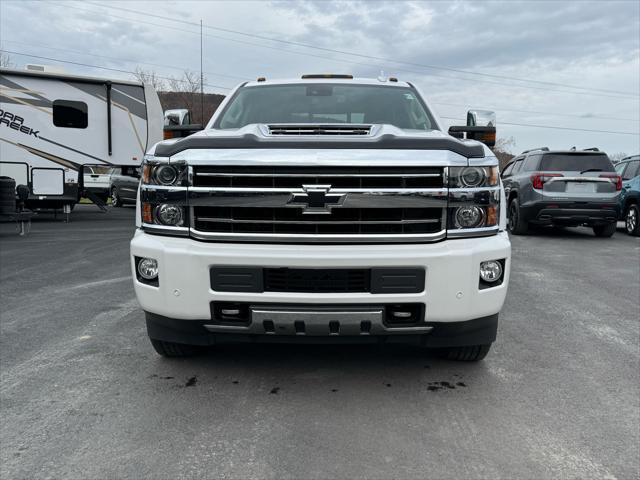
599,173,622,191
531,172,563,190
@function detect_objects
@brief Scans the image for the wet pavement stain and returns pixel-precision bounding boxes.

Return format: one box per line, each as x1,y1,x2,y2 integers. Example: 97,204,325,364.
427,380,467,391
185,376,197,387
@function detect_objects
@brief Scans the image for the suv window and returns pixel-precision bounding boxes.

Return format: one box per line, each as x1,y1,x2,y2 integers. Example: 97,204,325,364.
215,84,436,130
522,155,540,172
615,162,627,175
511,159,524,174
622,160,640,180
539,153,614,172
501,162,515,177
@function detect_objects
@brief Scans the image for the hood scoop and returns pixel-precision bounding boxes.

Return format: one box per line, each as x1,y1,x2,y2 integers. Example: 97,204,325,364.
267,124,372,136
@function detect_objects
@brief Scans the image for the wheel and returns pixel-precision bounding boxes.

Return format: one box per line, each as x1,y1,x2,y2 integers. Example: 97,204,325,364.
625,204,640,236
110,188,122,207
149,338,201,357
442,344,492,362
592,222,617,238
507,198,529,235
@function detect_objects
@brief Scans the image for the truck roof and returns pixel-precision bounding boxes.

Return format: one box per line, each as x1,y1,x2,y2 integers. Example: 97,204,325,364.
242,76,412,88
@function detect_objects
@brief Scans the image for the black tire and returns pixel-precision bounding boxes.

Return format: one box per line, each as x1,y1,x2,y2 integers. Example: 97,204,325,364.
593,222,617,238
149,338,201,357
0,176,16,215
442,344,492,362
624,203,640,236
507,198,529,235
110,188,122,207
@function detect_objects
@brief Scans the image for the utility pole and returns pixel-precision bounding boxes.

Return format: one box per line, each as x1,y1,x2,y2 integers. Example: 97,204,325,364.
200,19,204,125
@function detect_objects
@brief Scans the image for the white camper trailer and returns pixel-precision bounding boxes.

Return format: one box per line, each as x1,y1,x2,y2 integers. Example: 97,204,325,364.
0,68,163,211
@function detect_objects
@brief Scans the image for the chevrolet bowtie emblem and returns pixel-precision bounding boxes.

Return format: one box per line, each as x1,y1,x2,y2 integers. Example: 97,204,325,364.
287,184,346,214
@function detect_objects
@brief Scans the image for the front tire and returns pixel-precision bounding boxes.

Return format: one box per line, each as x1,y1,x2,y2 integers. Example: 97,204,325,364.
149,338,201,357
593,222,617,238
110,188,122,207
507,198,529,235
441,344,492,362
625,204,640,236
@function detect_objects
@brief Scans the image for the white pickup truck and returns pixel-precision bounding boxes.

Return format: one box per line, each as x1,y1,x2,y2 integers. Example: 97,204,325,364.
131,75,511,361
82,166,111,202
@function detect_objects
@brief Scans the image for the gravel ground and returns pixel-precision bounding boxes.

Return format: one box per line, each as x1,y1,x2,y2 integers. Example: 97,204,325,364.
1,205,638,479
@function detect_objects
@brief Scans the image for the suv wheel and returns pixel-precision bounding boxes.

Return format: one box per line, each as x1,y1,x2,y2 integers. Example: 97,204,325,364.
593,222,617,238
507,198,529,235
441,344,492,362
625,204,640,236
149,338,201,357
111,188,122,207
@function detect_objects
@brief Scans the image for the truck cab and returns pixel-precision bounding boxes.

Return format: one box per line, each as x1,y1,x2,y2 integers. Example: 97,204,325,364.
131,75,511,361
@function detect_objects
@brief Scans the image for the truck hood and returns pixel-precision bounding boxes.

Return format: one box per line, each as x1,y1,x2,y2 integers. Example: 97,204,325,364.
149,123,495,167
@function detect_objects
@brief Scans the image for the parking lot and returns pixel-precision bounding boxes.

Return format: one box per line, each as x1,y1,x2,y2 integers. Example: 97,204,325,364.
0,205,638,479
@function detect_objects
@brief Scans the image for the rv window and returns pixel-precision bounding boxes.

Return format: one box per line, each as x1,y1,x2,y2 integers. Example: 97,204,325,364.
53,100,88,129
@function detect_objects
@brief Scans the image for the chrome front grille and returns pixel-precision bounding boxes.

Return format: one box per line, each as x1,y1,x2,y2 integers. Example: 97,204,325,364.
189,167,447,243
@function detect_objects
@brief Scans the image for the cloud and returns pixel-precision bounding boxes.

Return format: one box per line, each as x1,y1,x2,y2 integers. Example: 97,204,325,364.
1,0,638,154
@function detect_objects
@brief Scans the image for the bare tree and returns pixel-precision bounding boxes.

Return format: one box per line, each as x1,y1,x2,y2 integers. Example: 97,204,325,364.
167,70,207,123
133,67,166,91
0,51,15,68
609,152,628,164
492,136,516,170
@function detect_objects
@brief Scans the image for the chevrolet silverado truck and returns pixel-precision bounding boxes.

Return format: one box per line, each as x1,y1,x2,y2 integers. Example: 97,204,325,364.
131,75,511,361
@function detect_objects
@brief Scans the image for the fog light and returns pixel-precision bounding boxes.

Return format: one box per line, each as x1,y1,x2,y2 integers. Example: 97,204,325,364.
138,258,158,280
455,206,485,228
156,204,183,226
480,260,503,283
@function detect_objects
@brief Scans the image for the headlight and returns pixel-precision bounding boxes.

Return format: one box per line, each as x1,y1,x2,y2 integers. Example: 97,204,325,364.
455,206,485,228
459,167,485,187
141,159,186,186
449,166,498,188
155,204,184,226
154,165,178,185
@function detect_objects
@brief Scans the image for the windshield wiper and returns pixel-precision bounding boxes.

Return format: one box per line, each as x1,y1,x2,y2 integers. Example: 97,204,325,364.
580,168,603,174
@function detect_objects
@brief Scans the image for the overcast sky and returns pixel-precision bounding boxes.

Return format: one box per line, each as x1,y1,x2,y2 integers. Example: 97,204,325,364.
1,0,639,155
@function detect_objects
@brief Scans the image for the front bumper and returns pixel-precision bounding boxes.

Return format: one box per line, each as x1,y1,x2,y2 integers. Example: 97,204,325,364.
131,231,510,342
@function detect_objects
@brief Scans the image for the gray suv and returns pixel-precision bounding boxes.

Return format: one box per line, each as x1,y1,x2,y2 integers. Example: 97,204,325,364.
501,148,621,237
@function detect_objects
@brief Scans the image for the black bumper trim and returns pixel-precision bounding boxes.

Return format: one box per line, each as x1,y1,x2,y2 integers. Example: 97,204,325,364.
144,311,498,347
520,202,618,226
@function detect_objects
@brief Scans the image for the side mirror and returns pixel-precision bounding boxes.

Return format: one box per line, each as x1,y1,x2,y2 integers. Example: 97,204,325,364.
448,109,496,147
163,124,204,140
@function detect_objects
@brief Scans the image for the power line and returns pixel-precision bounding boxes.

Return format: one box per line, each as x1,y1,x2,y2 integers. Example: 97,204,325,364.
49,1,639,101
432,101,639,123
0,50,234,91
7,38,637,125
87,0,638,98
440,117,639,136
2,40,251,82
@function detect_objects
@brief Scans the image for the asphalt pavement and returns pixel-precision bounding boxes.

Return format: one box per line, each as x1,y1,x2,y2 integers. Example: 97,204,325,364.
1,205,638,479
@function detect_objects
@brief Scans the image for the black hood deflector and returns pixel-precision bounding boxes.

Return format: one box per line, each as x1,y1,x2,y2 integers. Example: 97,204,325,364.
154,133,486,158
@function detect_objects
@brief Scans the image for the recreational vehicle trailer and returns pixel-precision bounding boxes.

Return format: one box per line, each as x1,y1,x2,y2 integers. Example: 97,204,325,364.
0,68,163,212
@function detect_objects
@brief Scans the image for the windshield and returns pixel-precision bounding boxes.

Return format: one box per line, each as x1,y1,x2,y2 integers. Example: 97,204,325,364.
215,84,436,130
539,154,614,172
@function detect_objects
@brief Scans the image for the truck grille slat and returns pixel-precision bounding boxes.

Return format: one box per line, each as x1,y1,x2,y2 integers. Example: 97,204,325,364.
193,166,443,189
